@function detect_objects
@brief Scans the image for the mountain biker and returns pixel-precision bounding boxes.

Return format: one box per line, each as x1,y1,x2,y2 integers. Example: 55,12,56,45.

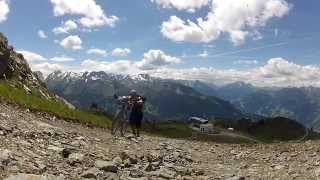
128,89,146,137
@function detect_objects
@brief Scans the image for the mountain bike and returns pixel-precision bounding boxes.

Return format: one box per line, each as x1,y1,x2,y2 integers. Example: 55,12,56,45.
111,95,131,136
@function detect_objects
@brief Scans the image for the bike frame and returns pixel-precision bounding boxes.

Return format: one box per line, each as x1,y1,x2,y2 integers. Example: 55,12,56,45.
112,96,131,136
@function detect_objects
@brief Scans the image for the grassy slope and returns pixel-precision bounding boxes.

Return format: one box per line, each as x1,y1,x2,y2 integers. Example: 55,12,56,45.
211,117,315,143
143,122,193,139
249,117,306,142
143,122,257,144
0,80,112,128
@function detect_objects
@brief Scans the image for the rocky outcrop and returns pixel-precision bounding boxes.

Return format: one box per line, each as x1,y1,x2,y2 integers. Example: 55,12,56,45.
34,71,45,82
0,33,70,102
0,32,34,82
0,33,11,78
0,32,44,96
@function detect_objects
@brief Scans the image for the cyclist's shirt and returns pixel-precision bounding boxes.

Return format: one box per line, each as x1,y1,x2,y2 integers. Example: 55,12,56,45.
129,95,146,110
115,95,146,119
128,95,146,128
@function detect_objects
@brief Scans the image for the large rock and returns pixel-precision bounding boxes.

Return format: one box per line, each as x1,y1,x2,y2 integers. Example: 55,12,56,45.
119,151,138,165
0,149,12,165
81,168,102,179
112,156,122,166
149,168,176,179
158,168,176,179
95,160,118,173
0,32,55,100
0,52,9,78
68,153,84,165
0,33,10,77
0,32,31,80
61,146,77,158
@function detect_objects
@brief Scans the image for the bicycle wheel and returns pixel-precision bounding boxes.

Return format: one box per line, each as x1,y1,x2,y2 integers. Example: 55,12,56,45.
119,118,129,137
122,107,130,135
112,110,123,135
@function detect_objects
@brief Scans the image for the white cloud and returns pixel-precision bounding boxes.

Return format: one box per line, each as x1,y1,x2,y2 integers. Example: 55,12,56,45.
60,35,82,50
50,0,118,28
50,56,75,62
151,0,210,13
79,15,118,28
38,30,48,39
87,48,108,56
82,50,182,72
81,49,182,72
53,20,78,34
17,50,47,62
30,62,70,77
161,0,291,45
136,49,181,70
198,50,208,58
27,49,182,77
111,48,131,57
0,0,9,23
234,60,258,65
229,30,249,46
150,58,320,87
161,16,219,43
29,56,320,87
80,59,136,74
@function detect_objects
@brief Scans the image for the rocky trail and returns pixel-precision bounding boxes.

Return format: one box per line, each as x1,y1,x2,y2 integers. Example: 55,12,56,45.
1,102,320,180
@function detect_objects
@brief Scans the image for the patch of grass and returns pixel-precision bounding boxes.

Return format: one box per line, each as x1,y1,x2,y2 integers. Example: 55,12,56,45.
0,80,112,128
211,117,308,143
306,130,320,140
143,122,193,139
248,117,306,142
143,122,256,144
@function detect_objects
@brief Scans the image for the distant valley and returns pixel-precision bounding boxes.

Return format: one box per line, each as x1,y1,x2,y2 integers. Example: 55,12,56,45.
183,80,320,128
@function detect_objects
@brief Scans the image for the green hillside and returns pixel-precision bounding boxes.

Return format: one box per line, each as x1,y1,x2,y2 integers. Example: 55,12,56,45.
233,88,320,128
213,117,308,142
0,80,112,129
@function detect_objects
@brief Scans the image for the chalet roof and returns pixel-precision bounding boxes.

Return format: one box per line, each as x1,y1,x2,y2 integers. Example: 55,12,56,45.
189,117,209,123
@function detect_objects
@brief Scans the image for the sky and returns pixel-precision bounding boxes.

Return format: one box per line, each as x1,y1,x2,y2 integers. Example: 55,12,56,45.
1,0,320,87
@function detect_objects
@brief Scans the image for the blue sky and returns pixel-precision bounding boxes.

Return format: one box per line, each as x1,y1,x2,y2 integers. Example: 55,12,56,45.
1,0,320,87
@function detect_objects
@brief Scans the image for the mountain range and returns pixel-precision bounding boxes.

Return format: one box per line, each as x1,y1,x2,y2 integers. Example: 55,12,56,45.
233,87,320,128
43,70,320,128
183,81,320,128
45,71,244,121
